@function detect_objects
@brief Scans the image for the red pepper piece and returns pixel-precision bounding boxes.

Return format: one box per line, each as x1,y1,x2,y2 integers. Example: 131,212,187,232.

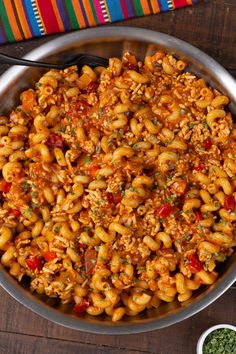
155,203,172,218
47,133,64,148
74,299,90,315
195,211,204,222
188,254,203,273
224,195,236,211
112,191,122,204
75,241,88,250
26,256,43,271
44,251,57,262
84,249,97,274
106,191,122,206
202,138,212,150
10,209,21,217
82,81,96,94
89,164,99,178
68,100,90,117
194,163,204,172
17,171,25,179
0,181,11,193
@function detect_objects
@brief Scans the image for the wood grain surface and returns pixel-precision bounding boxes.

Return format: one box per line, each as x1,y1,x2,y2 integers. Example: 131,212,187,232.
0,1,236,353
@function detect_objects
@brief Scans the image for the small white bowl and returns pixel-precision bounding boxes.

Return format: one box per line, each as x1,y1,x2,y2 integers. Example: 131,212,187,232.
197,324,236,354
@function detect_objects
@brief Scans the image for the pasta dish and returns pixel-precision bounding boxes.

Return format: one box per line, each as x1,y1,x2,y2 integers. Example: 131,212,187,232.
0,51,235,322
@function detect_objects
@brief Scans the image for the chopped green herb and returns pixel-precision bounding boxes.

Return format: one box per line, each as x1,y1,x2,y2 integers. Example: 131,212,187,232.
188,122,194,129
202,118,209,129
184,233,191,241
184,259,190,266
21,183,29,193
95,144,101,153
91,259,96,265
99,107,103,115
188,192,197,198
53,225,61,234
32,192,38,198
84,227,91,233
70,127,75,136
203,328,236,354
84,156,91,165
112,130,118,139
198,224,203,231
59,126,66,133
152,118,158,125
31,202,38,209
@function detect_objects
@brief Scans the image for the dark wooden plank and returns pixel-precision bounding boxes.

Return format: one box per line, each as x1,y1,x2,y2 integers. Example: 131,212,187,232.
0,286,235,354
0,332,147,354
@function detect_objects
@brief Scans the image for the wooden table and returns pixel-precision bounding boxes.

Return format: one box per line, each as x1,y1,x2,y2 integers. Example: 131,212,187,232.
0,1,236,353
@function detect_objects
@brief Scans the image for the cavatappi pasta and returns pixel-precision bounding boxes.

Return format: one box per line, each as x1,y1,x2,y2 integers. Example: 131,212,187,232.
0,51,235,321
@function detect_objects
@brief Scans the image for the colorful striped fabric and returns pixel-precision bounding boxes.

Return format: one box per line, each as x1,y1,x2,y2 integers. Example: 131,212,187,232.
0,0,198,45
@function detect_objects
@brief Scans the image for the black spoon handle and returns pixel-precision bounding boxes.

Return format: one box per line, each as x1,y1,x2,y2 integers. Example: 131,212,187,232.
0,52,64,69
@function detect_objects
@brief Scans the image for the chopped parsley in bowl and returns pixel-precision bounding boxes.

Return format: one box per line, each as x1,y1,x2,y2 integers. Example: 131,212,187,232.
197,324,236,354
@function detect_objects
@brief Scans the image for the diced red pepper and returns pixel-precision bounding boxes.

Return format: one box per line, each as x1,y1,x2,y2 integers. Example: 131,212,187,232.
82,81,96,94
0,181,11,193
77,100,91,108
194,163,204,172
224,195,236,211
195,211,204,222
106,191,122,206
84,249,97,274
10,209,21,217
69,100,91,117
47,133,64,149
155,203,172,218
188,254,203,273
160,247,173,255
74,299,90,315
44,251,57,262
75,241,88,250
113,191,122,204
88,164,99,178
17,171,25,179
202,138,212,150
26,256,43,271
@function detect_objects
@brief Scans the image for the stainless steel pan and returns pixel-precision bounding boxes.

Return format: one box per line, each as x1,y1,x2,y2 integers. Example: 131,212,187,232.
0,27,235,334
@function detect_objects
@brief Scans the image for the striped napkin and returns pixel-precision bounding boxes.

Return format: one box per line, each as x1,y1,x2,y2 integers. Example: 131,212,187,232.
0,0,198,45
